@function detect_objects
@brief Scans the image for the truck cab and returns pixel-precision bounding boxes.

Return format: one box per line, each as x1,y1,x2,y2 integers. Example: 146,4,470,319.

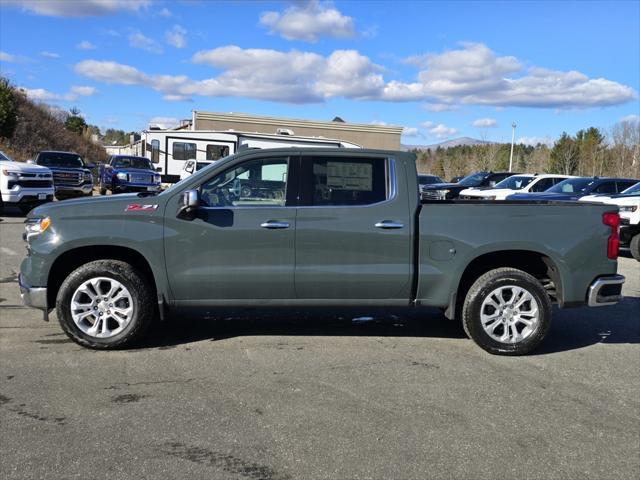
99,155,162,195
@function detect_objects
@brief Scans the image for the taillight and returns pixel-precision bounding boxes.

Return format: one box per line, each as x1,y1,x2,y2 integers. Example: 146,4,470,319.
602,211,620,260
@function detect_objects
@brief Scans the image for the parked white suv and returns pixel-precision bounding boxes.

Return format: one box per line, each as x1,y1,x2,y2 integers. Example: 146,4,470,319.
581,182,640,261
460,174,574,200
0,150,54,214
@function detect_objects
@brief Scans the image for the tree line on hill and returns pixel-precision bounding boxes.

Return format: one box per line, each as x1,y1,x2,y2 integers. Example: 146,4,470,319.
0,78,135,163
412,120,639,181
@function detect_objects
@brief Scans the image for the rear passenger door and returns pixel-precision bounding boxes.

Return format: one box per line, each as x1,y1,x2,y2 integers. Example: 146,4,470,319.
294,153,413,302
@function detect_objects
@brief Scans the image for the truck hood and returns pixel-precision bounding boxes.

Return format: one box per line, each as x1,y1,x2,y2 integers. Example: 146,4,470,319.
461,188,519,198
46,166,92,174
422,182,467,190
108,167,156,175
0,160,52,175
28,193,161,219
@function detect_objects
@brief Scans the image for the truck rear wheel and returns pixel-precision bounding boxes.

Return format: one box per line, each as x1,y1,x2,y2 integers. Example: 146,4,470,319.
56,260,155,349
630,234,640,262
461,268,551,355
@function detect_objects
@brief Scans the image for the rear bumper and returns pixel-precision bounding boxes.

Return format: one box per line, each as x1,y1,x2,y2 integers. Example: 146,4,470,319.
587,274,625,307
18,274,48,310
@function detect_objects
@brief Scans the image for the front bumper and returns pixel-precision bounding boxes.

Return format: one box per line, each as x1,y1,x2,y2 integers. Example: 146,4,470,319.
19,274,48,311
1,188,55,204
587,274,625,307
114,183,161,193
55,183,93,195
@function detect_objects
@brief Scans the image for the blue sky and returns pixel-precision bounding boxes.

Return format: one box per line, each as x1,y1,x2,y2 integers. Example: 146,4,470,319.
0,0,638,145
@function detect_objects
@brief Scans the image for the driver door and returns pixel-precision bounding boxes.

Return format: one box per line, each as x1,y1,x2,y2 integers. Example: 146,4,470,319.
164,154,296,302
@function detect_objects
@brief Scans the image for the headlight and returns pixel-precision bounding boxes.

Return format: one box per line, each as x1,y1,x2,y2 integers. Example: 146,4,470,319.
2,169,20,177
436,189,450,199
619,206,638,212
116,172,128,181
153,173,161,183
24,217,51,241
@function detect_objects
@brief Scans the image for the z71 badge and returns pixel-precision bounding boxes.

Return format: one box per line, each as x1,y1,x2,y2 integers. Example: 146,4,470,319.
125,204,159,212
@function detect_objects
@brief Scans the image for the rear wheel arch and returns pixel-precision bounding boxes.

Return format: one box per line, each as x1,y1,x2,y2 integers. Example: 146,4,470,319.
47,245,158,307
446,249,562,319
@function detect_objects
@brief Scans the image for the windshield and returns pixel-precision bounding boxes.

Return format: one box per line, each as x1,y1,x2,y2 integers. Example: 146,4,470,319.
112,156,153,170
619,182,640,196
547,177,594,194
458,172,489,187
37,152,84,168
418,174,443,185
493,175,535,190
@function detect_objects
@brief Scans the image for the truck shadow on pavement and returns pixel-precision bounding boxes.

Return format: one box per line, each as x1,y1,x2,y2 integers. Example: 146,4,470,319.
137,299,640,354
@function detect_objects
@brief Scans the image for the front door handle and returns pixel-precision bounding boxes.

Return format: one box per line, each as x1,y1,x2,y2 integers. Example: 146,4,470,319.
260,221,290,229
375,221,404,229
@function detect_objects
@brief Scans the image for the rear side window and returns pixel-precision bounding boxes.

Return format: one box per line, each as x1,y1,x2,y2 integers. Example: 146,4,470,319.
173,142,196,161
299,156,388,206
594,182,616,194
206,144,230,161
617,180,637,192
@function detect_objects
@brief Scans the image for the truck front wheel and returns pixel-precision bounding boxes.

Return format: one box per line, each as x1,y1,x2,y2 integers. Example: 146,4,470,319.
461,268,551,355
630,234,640,262
56,260,155,349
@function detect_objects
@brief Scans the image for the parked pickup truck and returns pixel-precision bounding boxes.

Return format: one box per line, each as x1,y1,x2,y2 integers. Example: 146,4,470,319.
0,150,54,214
34,151,94,199
19,148,625,355
99,155,162,195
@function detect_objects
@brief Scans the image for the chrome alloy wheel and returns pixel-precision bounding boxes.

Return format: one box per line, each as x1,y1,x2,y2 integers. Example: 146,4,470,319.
70,277,134,338
480,285,540,344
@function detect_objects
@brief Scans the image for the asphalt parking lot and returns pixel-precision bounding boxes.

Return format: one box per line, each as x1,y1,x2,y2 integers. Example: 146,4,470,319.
1,207,639,480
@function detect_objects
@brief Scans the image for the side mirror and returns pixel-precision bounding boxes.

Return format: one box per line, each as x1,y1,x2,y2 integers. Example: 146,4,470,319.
177,189,199,220
86,163,97,169
155,167,162,172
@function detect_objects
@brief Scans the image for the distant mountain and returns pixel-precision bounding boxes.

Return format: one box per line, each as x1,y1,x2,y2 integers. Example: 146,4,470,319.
401,137,490,151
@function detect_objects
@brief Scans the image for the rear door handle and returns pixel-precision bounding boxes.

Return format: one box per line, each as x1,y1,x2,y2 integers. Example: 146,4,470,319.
374,221,404,229
260,221,290,229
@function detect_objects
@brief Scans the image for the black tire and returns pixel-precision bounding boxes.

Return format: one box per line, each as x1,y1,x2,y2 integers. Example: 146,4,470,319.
461,267,551,356
56,260,155,349
19,204,34,215
631,234,640,262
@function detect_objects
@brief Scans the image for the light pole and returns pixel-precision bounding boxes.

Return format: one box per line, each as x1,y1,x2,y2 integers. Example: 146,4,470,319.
508,122,517,172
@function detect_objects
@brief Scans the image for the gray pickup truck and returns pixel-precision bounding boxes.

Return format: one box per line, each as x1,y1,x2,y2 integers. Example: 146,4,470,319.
19,148,625,355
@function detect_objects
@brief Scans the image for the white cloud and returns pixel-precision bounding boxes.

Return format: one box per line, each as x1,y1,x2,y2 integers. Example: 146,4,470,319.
77,40,96,50
517,136,554,147
40,51,60,58
129,31,163,54
0,51,15,62
392,42,636,108
72,43,637,109
472,117,497,128
260,0,356,42
149,116,179,129
422,121,458,139
165,25,187,48
158,7,172,18
75,60,149,85
402,126,420,137
21,85,97,102
7,0,150,17
620,114,639,123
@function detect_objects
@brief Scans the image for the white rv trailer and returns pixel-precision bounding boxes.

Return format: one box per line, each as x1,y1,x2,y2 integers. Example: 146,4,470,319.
133,129,361,182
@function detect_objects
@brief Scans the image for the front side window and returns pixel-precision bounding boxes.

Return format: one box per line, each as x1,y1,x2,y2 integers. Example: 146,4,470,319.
206,144,230,161
529,177,555,192
299,156,388,206
200,157,288,207
173,142,196,161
